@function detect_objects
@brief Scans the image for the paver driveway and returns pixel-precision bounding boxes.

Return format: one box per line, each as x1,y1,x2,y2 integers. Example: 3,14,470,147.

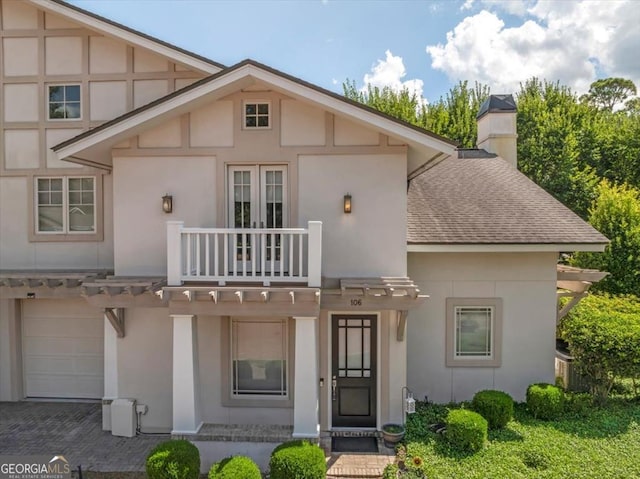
0,401,166,472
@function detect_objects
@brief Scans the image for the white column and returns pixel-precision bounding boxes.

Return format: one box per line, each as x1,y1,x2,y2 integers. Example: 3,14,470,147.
292,316,319,438
102,316,119,430
307,221,322,287
167,221,184,286
171,314,202,434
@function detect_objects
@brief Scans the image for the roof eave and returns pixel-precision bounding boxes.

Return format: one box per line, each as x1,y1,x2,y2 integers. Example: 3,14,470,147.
406,243,608,253
53,61,458,164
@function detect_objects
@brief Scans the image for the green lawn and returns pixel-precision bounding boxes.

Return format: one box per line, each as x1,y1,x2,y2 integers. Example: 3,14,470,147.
392,399,640,479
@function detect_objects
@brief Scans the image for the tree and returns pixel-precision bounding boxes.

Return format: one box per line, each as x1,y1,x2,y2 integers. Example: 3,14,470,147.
516,78,599,218
572,181,640,295
343,79,489,147
581,77,637,111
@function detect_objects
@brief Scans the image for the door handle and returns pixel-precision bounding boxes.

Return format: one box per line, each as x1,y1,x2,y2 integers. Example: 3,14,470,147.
332,376,337,401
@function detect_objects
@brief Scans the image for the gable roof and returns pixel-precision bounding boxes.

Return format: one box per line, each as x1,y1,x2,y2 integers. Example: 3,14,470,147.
53,59,458,169
28,0,224,73
407,154,608,252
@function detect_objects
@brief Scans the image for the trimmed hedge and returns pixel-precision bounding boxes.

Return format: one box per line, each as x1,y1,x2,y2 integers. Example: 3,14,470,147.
471,390,514,429
269,440,326,479
146,439,200,479
208,455,261,479
526,383,565,420
444,409,487,453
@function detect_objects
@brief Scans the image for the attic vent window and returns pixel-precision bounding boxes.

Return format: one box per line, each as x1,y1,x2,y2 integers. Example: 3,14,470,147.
244,101,270,129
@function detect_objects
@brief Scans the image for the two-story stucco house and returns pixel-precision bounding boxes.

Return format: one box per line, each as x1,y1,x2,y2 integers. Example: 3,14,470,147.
0,0,607,456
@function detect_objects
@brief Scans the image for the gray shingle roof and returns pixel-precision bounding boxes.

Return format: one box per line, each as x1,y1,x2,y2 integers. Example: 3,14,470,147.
407,156,608,245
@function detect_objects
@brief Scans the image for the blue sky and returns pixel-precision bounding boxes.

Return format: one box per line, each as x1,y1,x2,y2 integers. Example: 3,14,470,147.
69,0,639,103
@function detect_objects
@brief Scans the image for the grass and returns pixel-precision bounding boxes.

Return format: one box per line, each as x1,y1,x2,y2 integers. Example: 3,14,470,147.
395,397,640,479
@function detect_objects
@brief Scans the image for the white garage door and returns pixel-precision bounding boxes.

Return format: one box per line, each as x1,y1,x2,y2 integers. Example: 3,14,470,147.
23,299,104,399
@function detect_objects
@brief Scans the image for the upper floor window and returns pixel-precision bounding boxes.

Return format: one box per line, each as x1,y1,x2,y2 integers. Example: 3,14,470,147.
244,101,270,129
48,85,81,120
36,177,95,234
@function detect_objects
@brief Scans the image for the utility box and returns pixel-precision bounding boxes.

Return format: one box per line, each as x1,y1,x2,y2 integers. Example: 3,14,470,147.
111,398,137,437
555,350,589,393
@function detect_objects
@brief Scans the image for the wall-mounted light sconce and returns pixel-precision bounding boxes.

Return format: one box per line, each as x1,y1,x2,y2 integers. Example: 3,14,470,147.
162,194,173,214
343,194,352,214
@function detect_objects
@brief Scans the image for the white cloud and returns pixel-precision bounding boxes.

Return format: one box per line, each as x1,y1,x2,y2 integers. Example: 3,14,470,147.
362,50,425,100
461,0,475,11
427,1,640,95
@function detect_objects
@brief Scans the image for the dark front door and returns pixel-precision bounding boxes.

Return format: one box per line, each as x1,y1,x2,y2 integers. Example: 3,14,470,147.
331,314,377,427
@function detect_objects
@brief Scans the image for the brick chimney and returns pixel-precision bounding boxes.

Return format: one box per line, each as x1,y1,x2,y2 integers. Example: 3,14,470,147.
476,94,517,168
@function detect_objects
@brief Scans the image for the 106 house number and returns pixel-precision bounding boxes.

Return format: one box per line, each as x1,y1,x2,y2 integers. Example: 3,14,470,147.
350,298,362,306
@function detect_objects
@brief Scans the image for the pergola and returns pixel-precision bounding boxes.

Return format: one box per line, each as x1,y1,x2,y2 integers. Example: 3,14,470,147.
557,264,608,323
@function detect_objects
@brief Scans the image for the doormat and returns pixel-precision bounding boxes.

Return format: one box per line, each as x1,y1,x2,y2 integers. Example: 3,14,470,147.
331,436,378,453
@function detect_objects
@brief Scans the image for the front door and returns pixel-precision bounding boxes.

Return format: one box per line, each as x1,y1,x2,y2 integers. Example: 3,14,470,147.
331,314,377,428
228,165,287,273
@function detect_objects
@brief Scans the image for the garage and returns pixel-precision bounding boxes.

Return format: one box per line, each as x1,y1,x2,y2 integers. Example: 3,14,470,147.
22,299,104,399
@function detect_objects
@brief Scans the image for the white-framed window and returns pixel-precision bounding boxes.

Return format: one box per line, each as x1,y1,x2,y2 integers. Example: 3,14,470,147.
230,318,288,397
48,84,81,120
446,298,502,367
36,177,95,234
243,101,270,129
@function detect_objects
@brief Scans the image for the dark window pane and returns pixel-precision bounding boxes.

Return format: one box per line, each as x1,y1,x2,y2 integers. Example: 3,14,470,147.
257,103,269,114
51,179,63,191
257,116,269,127
49,86,64,101
245,104,256,115
65,85,80,101
245,116,257,127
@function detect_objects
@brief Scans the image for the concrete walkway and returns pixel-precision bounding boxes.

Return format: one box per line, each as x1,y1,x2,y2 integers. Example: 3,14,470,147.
0,401,166,472
1,401,397,477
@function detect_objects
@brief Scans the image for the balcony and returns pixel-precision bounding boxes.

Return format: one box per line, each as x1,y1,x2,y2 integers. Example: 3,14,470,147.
167,221,322,287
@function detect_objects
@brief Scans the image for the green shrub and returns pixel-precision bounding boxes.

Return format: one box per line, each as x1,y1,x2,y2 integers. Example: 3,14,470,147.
269,440,326,479
146,439,200,479
526,383,565,420
559,293,640,403
444,409,487,453
470,390,514,429
208,455,261,479
565,392,593,417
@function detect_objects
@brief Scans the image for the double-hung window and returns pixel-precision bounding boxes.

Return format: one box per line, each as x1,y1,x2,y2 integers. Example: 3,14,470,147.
48,85,81,120
446,298,502,367
230,318,288,397
36,177,95,234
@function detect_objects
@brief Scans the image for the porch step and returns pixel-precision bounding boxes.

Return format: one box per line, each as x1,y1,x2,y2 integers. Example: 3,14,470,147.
326,453,395,479
173,423,293,443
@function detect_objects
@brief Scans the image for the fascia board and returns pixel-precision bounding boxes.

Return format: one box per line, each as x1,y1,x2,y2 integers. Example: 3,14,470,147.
407,243,608,253
28,0,221,74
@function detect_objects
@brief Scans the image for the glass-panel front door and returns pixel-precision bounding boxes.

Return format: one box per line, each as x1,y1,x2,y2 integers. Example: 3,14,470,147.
331,314,377,428
228,165,287,273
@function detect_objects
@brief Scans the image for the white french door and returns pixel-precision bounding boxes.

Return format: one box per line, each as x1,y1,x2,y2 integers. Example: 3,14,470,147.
228,165,287,274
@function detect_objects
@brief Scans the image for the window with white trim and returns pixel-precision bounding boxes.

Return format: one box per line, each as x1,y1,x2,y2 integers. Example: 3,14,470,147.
243,101,270,128
231,318,287,397
48,85,81,120
446,298,502,367
36,177,95,234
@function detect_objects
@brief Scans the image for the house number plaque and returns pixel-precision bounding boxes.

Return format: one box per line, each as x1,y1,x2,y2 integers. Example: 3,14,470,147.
350,299,362,306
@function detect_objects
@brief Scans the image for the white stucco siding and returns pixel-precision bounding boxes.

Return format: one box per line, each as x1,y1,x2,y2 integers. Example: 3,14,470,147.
298,154,407,278
112,156,216,276
116,307,172,433
407,252,558,403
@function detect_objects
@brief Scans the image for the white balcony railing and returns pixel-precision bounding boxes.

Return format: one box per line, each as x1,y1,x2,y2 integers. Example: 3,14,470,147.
167,221,322,287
